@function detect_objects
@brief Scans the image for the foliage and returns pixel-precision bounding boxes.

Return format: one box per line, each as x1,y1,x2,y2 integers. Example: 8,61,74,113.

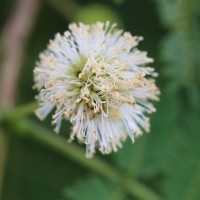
62,176,126,200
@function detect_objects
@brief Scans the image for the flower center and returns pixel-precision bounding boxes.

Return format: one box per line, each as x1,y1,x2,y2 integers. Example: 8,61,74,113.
67,54,141,121
69,55,117,119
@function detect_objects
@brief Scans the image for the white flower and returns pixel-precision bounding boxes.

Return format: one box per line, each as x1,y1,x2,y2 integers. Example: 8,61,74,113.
33,21,160,157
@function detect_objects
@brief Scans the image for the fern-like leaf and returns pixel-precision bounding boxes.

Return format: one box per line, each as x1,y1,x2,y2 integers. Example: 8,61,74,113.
62,176,127,200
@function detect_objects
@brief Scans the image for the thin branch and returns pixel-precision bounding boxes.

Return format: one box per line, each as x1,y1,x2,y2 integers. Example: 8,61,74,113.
3,101,163,200
17,119,163,200
0,0,41,107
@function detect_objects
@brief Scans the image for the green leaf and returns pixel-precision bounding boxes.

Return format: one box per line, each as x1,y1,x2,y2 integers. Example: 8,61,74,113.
113,135,148,178
162,112,200,200
62,176,126,200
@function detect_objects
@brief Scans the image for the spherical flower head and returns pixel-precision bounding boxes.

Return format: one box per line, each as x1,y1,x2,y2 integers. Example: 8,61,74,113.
33,21,160,158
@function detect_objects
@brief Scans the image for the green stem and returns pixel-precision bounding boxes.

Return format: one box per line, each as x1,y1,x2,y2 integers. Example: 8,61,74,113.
124,179,162,200
2,102,37,121
11,117,163,200
2,102,163,200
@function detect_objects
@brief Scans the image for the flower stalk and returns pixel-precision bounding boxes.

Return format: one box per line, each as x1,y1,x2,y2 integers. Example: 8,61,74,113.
12,116,163,200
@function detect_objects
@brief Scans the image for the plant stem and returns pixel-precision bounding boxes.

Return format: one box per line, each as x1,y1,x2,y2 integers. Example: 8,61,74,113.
2,102,37,121
10,116,163,200
2,102,163,200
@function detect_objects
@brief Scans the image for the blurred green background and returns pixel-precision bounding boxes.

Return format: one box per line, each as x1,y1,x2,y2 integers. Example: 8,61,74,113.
0,0,200,200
